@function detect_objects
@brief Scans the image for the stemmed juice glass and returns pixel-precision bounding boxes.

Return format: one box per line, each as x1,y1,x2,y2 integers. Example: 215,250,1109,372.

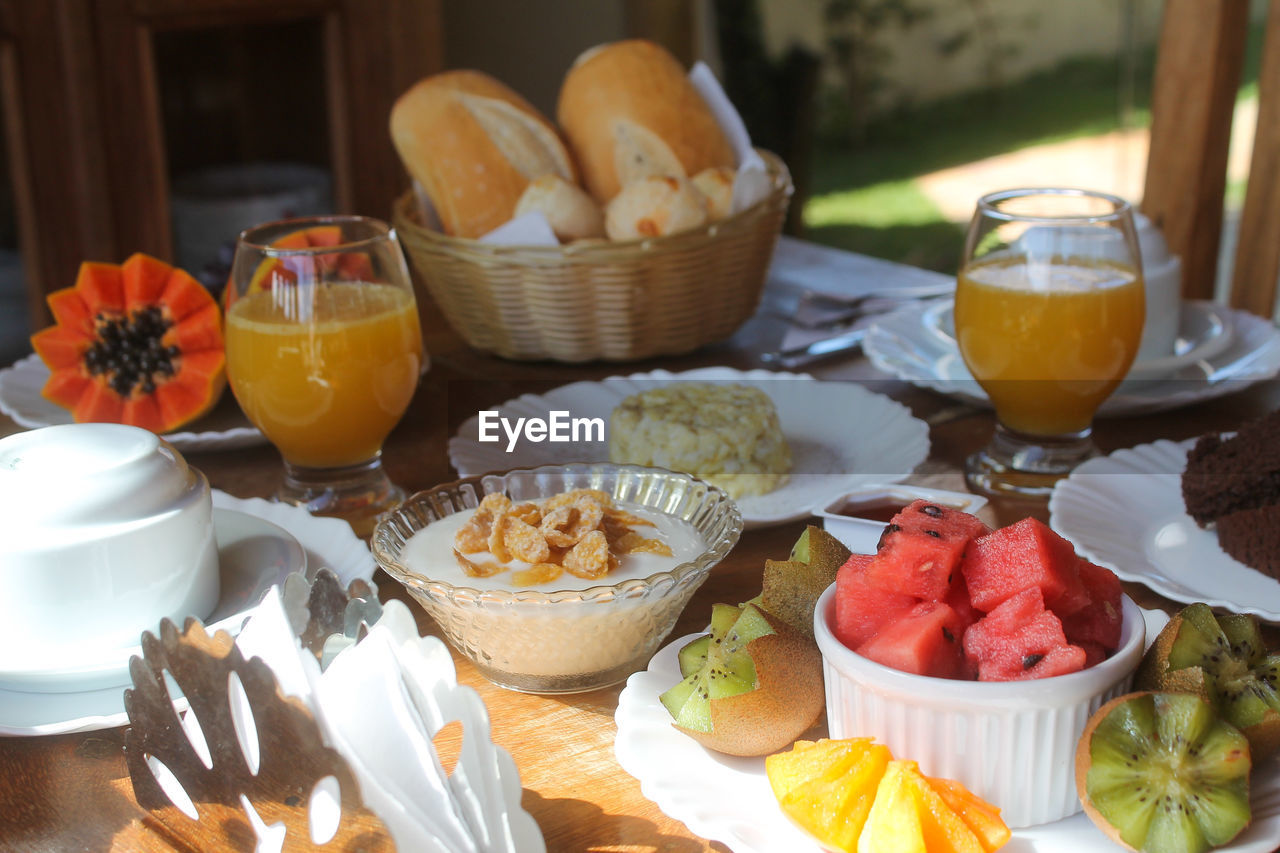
225,215,424,535
955,188,1145,498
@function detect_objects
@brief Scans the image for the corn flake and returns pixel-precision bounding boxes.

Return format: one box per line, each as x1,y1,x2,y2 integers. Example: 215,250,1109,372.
544,489,611,512
488,520,512,563
509,502,542,526
564,530,615,579
499,515,551,564
511,563,563,587
454,514,493,554
540,505,580,548
479,493,513,516
605,506,654,528
613,531,673,556
455,550,506,577
451,488,665,586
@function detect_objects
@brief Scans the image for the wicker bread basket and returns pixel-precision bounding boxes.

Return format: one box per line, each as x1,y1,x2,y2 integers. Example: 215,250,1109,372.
393,150,792,362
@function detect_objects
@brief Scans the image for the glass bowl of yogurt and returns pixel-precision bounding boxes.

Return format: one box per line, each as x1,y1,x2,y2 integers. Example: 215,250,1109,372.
371,462,743,693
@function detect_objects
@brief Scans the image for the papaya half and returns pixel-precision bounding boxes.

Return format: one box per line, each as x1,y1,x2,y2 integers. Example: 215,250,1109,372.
30,253,226,434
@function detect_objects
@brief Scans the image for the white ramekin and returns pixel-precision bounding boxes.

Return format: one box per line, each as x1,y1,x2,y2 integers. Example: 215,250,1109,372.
814,483,989,554
814,583,1145,828
0,423,220,662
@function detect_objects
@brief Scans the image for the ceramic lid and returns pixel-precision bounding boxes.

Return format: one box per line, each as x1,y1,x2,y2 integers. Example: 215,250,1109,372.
0,422,199,528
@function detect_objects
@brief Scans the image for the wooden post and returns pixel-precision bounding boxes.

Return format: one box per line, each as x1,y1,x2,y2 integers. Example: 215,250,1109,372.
1230,0,1280,317
1141,0,1249,301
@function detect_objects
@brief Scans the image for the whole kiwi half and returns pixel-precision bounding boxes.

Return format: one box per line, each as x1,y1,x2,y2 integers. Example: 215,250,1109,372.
1135,602,1280,759
1076,691,1252,853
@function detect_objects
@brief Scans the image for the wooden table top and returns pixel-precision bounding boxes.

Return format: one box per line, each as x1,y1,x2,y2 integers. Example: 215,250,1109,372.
1,283,1277,852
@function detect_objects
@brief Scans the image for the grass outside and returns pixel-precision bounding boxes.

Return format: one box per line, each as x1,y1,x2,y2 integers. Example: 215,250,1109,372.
803,24,1264,274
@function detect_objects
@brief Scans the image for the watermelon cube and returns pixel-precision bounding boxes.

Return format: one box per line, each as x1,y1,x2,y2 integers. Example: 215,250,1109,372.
855,601,968,679
961,518,1090,615
1077,641,1109,668
834,554,920,650
962,587,1086,681
943,570,980,634
1059,558,1124,651
863,501,991,600
1018,645,1088,679
942,573,980,678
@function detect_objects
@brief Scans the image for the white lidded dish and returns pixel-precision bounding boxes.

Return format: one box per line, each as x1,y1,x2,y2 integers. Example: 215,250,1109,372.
0,423,219,663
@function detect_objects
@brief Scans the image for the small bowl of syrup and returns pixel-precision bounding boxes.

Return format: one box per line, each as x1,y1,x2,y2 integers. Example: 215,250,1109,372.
816,484,988,554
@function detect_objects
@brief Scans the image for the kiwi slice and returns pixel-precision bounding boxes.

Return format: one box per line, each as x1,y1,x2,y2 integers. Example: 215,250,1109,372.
677,635,710,678
660,603,767,729
1135,602,1280,758
660,601,825,755
761,525,851,639
1076,691,1252,852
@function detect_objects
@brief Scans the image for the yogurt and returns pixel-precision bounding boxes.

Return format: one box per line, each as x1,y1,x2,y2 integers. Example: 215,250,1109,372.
400,500,706,591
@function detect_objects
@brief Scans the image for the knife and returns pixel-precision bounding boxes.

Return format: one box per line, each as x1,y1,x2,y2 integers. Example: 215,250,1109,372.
779,283,955,331
759,327,870,369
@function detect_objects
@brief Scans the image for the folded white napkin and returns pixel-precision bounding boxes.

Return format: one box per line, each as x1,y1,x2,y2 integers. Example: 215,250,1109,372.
688,61,771,213
218,587,544,852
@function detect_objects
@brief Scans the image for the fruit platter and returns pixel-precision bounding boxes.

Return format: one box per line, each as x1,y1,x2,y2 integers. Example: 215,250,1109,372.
618,509,1280,853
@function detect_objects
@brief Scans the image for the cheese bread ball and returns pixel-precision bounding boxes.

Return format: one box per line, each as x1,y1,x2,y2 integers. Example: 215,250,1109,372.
604,175,709,241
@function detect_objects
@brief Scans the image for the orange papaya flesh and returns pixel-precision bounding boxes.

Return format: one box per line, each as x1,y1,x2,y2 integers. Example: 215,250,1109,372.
76,261,125,313
45,287,93,334
30,325,89,370
31,252,226,434
226,224,377,309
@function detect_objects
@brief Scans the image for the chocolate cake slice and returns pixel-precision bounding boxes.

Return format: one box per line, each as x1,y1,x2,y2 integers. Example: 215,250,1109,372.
1181,409,1280,527
1216,504,1280,580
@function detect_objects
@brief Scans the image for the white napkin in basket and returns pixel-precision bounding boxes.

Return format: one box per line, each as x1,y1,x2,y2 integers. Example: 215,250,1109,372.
201,588,544,853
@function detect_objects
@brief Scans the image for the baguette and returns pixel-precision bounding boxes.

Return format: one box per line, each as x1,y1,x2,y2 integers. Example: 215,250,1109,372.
557,40,736,203
390,70,576,238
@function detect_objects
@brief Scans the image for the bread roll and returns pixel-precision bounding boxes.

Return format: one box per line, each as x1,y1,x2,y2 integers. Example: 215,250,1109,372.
390,70,576,238
557,40,736,203
604,175,709,241
514,174,605,241
691,166,736,220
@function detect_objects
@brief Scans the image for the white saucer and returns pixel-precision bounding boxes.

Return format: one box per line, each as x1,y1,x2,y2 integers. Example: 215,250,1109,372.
865,299,1280,418
448,367,930,529
920,299,1234,380
0,492,377,735
0,354,265,452
0,509,306,693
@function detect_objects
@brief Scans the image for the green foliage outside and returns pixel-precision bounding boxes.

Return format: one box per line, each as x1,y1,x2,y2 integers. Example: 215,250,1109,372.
804,21,1265,274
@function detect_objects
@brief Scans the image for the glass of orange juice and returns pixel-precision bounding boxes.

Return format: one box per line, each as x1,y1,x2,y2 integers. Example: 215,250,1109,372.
225,215,424,534
955,188,1144,498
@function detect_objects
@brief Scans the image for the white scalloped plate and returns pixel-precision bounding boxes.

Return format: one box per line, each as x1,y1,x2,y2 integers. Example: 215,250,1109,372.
0,354,264,451
0,491,376,735
615,631,1280,853
865,300,1280,418
1049,438,1280,622
448,367,930,529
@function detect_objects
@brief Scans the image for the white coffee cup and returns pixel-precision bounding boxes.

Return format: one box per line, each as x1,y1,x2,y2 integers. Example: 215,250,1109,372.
1013,211,1181,362
0,423,220,661
1133,212,1182,361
